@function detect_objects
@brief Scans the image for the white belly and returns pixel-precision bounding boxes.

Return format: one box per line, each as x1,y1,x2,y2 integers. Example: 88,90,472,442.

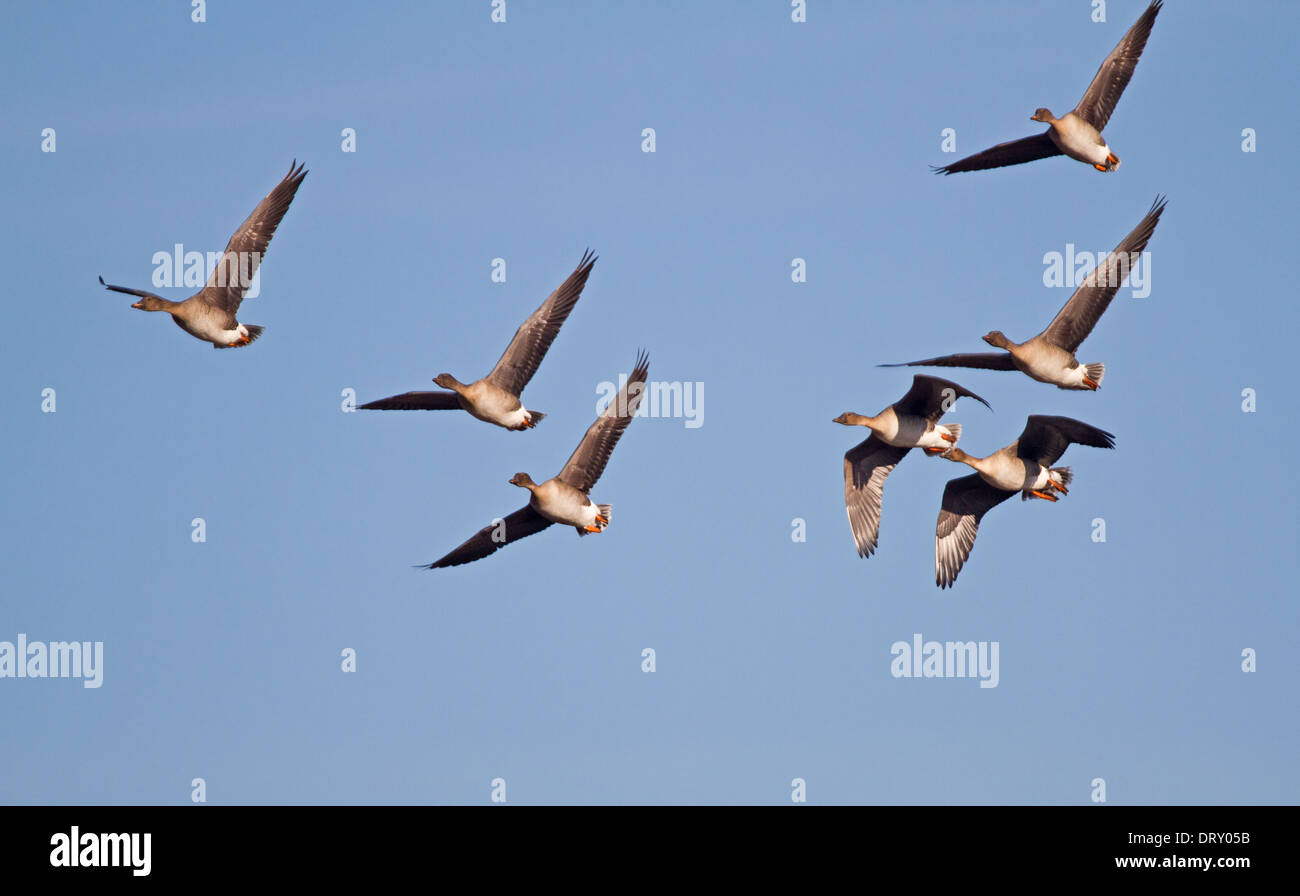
914,423,956,450
532,482,595,527
1050,116,1112,166
497,406,531,428
877,413,931,448
181,317,243,346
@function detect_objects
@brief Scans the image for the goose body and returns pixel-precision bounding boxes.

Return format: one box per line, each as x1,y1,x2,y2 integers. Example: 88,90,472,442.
1042,111,1118,171
524,478,607,530
449,379,536,431
1000,338,1106,391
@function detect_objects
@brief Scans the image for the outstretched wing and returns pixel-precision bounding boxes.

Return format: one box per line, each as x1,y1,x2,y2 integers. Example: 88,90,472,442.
1014,415,1116,467
893,375,992,422
359,391,461,411
197,161,308,315
425,505,554,569
880,353,1018,373
98,275,166,302
843,436,910,558
935,474,1016,589
1073,0,1163,132
485,250,597,397
932,133,1062,175
556,351,649,494
1037,196,1166,353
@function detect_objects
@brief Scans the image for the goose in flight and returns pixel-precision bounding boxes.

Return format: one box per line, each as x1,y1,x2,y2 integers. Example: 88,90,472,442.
935,415,1115,588
934,0,1162,175
882,196,1165,391
426,351,649,568
360,251,596,430
99,161,307,348
835,375,990,558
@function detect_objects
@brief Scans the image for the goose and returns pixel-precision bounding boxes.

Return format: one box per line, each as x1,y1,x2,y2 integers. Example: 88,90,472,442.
935,415,1115,588
835,375,990,558
882,196,1165,391
426,351,649,568
934,0,1161,175
360,251,596,431
99,161,307,348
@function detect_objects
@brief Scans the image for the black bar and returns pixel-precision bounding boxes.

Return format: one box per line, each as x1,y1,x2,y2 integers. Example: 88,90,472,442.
0,806,1283,882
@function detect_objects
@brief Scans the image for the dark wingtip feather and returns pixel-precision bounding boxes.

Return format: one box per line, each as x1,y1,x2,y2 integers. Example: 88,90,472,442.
631,348,650,382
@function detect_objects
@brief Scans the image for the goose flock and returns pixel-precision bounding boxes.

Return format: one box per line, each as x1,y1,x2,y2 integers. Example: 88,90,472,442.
846,0,1165,587
96,1,1165,589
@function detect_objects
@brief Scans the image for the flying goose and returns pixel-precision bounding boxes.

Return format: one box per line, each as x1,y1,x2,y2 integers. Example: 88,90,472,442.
935,415,1115,588
360,251,596,430
883,196,1165,390
934,0,1161,175
835,375,991,558
99,161,307,348
426,351,649,568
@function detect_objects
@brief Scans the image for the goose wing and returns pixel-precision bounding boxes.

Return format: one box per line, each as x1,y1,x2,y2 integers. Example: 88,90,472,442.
935,474,1016,589
1037,196,1166,352
843,436,910,558
1073,0,1163,131
485,250,597,397
932,133,1062,175
425,505,553,569
197,161,308,316
556,351,649,494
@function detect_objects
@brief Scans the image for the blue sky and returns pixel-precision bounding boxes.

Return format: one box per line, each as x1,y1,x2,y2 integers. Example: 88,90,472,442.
1,1,1296,804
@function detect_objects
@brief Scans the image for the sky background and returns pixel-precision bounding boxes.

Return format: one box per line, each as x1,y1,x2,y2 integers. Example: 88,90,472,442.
2,1,1296,805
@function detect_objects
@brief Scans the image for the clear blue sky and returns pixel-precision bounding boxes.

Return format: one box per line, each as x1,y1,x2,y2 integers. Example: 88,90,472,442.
1,1,1295,805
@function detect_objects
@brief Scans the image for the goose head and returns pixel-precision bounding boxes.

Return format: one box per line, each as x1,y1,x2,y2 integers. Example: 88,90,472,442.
982,330,1014,350
509,473,538,490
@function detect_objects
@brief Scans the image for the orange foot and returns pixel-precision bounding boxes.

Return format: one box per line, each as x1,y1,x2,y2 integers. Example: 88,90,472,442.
924,446,946,455
524,419,536,428
1106,152,1119,165
941,431,957,443
583,524,603,533
595,514,608,525
1031,489,1058,502
1082,377,1100,390
1053,481,1069,495
1094,164,1108,172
